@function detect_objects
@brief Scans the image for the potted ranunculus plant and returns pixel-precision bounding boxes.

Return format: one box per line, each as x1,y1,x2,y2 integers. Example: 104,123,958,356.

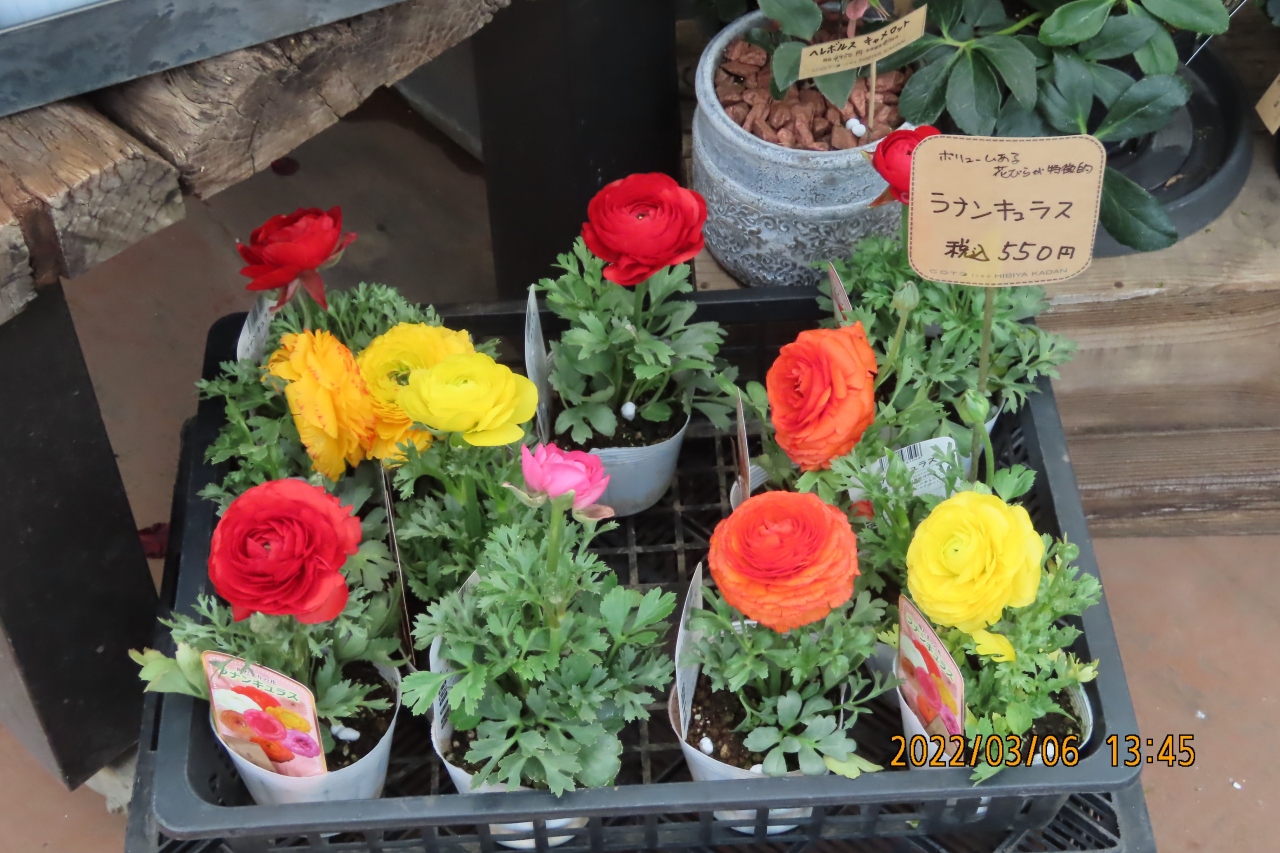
675,491,891,831
693,2,922,287
401,445,674,843
535,173,733,516
896,481,1102,782
131,478,405,804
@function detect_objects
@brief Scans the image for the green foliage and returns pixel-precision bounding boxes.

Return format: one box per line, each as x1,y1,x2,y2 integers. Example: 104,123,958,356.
950,538,1103,782
389,438,534,602
684,589,892,777
539,240,733,445
826,236,1075,416
403,522,676,795
268,282,446,353
887,0,1224,251
1262,0,1280,27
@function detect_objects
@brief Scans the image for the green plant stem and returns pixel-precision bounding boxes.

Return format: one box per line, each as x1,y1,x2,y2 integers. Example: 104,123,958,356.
632,279,649,331
543,501,567,629
297,282,313,330
462,473,483,544
877,309,912,391
899,203,910,249
996,11,1042,36
970,287,997,484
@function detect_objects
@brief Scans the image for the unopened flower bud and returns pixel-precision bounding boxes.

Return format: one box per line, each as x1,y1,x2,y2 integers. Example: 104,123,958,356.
956,390,990,426
892,282,919,313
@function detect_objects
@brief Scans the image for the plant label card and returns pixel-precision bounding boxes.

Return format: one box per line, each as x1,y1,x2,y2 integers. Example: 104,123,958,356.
873,436,956,498
798,5,928,79
524,286,552,445
908,134,1106,286
236,293,275,363
898,596,965,758
1257,72,1280,135
827,262,854,324
735,392,751,503
203,652,327,777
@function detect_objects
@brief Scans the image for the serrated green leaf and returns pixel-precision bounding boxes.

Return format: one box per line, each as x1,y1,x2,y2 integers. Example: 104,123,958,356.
1039,0,1116,46
1099,167,1178,251
1088,63,1134,109
763,746,789,776
798,744,826,775
772,41,803,91
743,726,782,751
899,53,958,125
1138,0,1228,34
1093,74,1189,142
639,400,673,422
1079,14,1159,61
974,36,1038,110
1131,3,1178,76
946,51,1001,135
758,0,823,39
813,69,859,110
996,98,1051,137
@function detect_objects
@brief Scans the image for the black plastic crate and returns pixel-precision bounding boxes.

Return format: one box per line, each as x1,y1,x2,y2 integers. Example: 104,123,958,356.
135,288,1148,853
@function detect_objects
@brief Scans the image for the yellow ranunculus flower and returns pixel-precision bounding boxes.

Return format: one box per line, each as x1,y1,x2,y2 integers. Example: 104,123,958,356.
906,491,1043,633
268,330,375,480
398,352,537,447
356,323,474,460
971,629,1017,663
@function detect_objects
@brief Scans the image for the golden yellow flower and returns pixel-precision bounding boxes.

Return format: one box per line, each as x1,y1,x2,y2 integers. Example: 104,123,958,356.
268,330,375,480
906,491,1043,633
356,323,474,460
398,352,537,447
971,629,1017,663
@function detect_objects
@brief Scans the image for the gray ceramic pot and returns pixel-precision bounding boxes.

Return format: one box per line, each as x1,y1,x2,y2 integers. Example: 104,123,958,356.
692,10,899,288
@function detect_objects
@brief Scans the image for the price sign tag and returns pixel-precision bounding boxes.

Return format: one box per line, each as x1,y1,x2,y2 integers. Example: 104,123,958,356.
1257,72,1280,135
907,134,1106,286
898,596,965,758
798,5,928,79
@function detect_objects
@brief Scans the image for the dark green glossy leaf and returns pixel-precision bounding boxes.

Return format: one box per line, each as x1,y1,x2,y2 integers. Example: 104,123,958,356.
899,54,958,125
1129,4,1179,76
963,0,1010,28
1037,78,1083,134
1039,0,1116,46
814,68,859,109
1016,34,1053,67
758,0,823,39
1079,13,1159,61
1093,73,1189,141
1088,63,1134,108
772,41,803,91
1052,50,1094,130
1099,166,1178,251
946,51,1001,135
879,34,947,72
974,35,1038,109
996,98,1053,136
1138,0,1229,34
928,0,965,36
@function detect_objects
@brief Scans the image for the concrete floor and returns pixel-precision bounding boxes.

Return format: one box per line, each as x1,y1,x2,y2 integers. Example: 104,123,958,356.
0,89,1274,853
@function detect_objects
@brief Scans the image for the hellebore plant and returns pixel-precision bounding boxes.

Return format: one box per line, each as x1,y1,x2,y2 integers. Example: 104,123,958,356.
881,0,1232,251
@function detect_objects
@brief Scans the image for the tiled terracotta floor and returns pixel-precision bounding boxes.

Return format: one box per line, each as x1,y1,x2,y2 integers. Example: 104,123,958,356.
1,90,1274,853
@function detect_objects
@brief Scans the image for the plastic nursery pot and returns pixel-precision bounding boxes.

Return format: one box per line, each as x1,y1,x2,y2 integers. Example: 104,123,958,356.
588,414,690,517
213,663,401,806
691,9,900,289
895,658,1095,768
427,637,587,849
670,565,833,835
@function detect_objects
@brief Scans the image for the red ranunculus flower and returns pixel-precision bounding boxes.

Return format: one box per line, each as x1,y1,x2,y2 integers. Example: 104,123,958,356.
208,479,361,624
872,126,941,205
581,173,707,286
237,206,357,309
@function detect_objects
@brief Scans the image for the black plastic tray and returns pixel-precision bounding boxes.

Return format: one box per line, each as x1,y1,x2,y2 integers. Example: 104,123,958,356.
135,288,1147,852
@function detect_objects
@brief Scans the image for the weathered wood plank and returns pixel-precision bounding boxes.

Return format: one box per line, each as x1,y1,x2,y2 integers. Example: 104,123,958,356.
0,100,183,284
1073,427,1280,537
0,197,34,325
95,0,515,198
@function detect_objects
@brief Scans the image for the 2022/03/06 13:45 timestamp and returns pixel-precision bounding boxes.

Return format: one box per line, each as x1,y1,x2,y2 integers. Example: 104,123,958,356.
1107,734,1195,767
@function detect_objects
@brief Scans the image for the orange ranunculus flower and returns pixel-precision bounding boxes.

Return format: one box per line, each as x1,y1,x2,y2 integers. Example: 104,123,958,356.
268,330,376,480
708,491,859,632
766,322,878,471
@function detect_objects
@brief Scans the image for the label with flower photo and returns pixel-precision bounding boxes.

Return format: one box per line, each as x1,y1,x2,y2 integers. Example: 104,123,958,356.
203,652,327,776
898,596,964,759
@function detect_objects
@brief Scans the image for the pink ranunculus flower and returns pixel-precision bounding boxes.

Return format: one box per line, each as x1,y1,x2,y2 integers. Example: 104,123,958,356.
521,443,610,510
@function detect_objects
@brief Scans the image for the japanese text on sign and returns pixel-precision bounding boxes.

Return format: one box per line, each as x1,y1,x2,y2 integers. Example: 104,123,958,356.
907,135,1106,286
798,5,928,78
